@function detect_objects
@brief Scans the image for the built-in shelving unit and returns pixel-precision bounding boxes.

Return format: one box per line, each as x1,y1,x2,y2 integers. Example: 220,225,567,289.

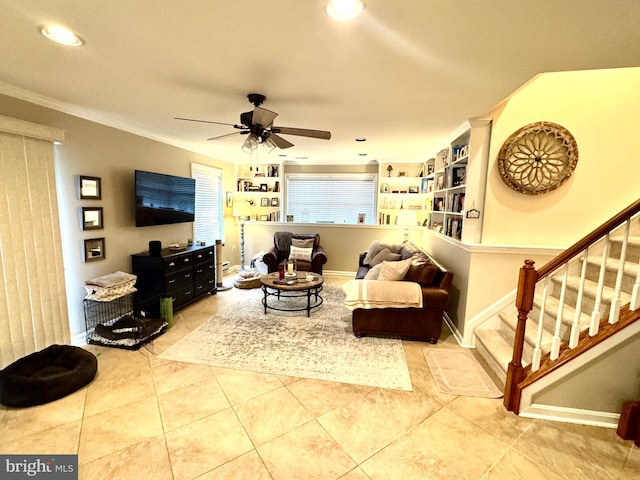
377,162,431,226
235,162,282,221
428,118,492,243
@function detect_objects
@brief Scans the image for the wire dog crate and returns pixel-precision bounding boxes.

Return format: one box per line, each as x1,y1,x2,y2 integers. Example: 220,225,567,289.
83,294,135,341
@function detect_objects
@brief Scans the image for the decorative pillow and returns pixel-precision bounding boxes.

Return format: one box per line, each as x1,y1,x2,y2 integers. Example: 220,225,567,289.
292,237,315,248
364,263,383,280
405,262,439,285
378,257,412,281
362,241,401,265
369,248,402,267
289,246,313,262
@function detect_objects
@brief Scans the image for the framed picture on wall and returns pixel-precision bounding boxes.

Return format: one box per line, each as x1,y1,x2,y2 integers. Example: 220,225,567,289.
82,207,103,230
84,237,105,262
79,175,101,200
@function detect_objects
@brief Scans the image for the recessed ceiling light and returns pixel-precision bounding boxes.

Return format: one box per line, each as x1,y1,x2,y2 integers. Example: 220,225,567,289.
39,25,84,47
359,153,368,156
355,137,367,142
326,0,364,21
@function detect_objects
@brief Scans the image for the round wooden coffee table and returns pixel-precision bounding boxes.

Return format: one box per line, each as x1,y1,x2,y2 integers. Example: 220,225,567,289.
260,272,324,317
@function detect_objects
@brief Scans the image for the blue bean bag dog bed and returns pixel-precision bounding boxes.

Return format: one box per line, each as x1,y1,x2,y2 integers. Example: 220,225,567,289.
0,344,97,408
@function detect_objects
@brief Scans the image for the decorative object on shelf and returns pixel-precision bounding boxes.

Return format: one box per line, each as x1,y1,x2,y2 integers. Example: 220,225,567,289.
79,175,101,200
386,165,393,177
497,121,578,195
271,197,279,207
261,197,269,206
381,183,389,193
82,207,103,230
84,237,105,262
357,213,366,224
259,214,269,221
233,200,252,270
226,191,233,208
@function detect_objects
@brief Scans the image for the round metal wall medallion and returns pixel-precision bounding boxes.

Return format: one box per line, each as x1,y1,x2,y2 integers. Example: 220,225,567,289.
497,121,578,195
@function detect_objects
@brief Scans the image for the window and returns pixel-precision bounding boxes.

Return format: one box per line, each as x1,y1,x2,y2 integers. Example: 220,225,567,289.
286,174,376,224
191,163,223,245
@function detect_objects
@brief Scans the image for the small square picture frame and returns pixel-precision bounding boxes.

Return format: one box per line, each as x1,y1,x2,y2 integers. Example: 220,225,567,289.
82,207,103,230
261,197,269,207
271,197,279,207
79,175,101,200
84,237,105,262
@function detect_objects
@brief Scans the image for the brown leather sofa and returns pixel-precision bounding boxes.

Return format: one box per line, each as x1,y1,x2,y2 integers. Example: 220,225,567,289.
262,232,328,275
352,242,453,344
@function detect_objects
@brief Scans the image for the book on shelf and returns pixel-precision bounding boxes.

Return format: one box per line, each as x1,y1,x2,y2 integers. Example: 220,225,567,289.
452,166,466,187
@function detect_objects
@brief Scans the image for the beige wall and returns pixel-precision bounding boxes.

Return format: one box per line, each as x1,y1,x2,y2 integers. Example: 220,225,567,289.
483,67,640,246
0,94,237,339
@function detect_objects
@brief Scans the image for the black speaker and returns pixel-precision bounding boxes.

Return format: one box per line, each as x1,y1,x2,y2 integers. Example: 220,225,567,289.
149,240,162,256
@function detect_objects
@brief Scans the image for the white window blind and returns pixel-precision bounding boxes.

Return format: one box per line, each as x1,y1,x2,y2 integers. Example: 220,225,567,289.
191,163,223,245
286,174,376,224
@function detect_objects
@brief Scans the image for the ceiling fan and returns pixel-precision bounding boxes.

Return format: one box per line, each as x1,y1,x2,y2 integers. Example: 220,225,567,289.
175,93,331,153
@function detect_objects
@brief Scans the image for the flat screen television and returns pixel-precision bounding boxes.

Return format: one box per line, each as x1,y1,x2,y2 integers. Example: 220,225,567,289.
135,170,195,227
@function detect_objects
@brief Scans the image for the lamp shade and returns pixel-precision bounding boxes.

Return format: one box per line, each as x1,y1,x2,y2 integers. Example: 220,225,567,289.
396,210,418,226
233,200,251,219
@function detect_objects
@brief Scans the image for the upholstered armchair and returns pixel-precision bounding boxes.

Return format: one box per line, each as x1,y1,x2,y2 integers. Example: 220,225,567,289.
262,232,327,275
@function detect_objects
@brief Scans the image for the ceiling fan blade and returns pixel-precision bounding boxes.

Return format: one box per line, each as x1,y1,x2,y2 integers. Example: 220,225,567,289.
175,117,244,128
206,131,244,141
268,133,294,149
271,126,331,140
252,107,278,128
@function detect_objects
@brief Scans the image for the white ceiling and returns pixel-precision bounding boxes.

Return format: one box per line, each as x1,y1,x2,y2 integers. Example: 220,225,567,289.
1,0,639,165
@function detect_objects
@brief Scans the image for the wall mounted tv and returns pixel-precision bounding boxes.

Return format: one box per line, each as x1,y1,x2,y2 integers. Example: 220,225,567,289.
135,170,195,227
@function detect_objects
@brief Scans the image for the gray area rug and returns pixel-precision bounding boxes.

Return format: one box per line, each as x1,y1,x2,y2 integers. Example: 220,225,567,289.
159,281,412,391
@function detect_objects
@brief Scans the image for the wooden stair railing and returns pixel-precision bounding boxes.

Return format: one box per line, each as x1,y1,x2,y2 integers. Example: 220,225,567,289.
504,198,640,414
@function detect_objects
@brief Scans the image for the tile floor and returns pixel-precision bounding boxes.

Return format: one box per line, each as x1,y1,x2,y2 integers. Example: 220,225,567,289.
1,275,639,479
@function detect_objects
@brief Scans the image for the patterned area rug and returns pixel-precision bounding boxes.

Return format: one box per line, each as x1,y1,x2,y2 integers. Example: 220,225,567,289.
424,347,503,398
159,281,412,391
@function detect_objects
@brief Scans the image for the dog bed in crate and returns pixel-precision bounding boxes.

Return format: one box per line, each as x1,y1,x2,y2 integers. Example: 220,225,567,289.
88,315,167,350
0,345,97,408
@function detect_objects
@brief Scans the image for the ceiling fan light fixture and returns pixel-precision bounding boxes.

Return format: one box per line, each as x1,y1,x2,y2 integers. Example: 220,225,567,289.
241,134,258,154
326,0,364,21
38,25,84,47
262,136,277,153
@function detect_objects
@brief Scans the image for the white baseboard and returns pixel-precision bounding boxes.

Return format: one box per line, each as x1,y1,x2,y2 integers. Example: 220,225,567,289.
443,312,465,346
519,403,620,429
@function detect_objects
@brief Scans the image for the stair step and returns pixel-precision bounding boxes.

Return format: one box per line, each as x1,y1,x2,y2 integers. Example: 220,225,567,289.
474,327,512,389
610,236,640,263
585,256,639,293
499,308,554,364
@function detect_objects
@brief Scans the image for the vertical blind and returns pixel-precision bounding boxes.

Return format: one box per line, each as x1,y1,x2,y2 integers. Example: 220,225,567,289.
192,163,223,245
0,129,69,368
286,174,376,224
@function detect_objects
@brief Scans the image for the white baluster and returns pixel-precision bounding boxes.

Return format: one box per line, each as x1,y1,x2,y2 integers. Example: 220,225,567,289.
570,247,589,348
631,255,640,310
531,277,549,371
609,221,630,323
590,234,610,336
551,264,569,360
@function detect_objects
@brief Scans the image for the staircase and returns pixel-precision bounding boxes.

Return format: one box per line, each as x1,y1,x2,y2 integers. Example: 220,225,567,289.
473,200,640,412
476,235,639,388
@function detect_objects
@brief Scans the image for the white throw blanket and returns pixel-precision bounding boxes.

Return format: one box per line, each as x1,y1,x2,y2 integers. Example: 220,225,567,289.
343,279,423,310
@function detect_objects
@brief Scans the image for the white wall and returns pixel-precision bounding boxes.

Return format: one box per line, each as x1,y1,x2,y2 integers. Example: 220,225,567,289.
483,67,640,246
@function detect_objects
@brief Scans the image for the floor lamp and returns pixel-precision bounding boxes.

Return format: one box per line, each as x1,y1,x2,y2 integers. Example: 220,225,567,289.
396,209,418,242
233,200,251,270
